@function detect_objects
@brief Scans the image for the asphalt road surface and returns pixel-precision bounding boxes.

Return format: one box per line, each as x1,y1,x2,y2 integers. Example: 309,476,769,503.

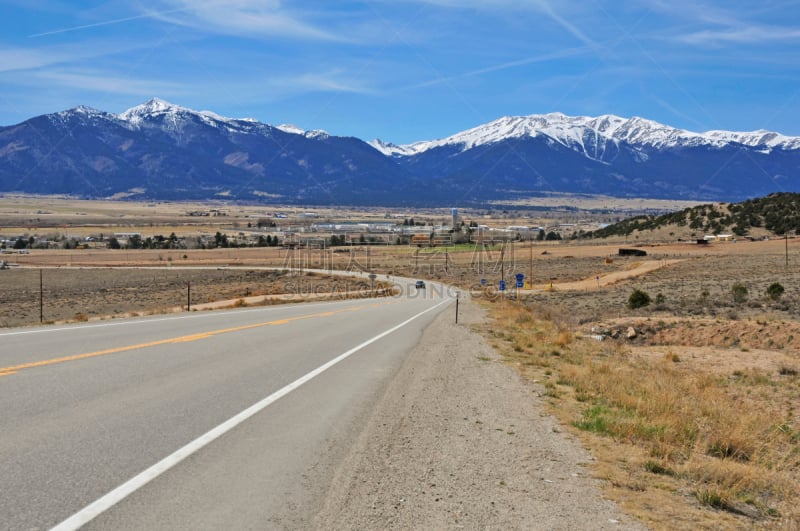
0,280,452,530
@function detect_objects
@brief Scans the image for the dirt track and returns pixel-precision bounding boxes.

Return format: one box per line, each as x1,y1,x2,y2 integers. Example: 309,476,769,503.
527,259,683,291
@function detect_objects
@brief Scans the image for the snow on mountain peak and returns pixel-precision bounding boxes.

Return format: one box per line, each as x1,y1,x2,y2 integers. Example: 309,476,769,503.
50,105,109,127
368,112,800,158
368,138,417,156
276,124,305,135
274,124,329,139
72,104,103,115
118,98,192,126
121,97,180,116
304,129,329,140
118,98,269,134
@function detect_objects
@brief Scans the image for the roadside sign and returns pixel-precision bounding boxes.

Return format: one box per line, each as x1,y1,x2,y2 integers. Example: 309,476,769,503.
499,280,506,291
480,278,486,285
515,273,524,288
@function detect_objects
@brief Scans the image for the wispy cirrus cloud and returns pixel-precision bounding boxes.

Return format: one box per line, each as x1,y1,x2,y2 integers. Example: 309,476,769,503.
28,7,190,38
641,0,800,46
32,68,187,96
266,70,373,96
640,0,743,26
0,47,53,71
0,38,170,73
149,0,345,42
25,1,346,42
678,25,800,45
403,45,592,90
397,0,602,49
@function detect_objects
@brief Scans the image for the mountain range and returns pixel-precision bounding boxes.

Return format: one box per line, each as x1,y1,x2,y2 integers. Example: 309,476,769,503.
1,98,798,206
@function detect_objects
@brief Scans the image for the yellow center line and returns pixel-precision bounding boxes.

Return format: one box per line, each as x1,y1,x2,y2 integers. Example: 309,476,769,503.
0,300,402,378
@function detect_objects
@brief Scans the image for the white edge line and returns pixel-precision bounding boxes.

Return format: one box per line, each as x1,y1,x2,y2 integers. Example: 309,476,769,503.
50,297,452,531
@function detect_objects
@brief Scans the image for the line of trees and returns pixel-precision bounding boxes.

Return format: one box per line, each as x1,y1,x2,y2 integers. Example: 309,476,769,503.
107,232,282,250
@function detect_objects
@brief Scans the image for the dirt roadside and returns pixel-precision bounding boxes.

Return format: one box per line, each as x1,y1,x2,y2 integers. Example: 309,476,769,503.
526,259,683,292
313,298,646,530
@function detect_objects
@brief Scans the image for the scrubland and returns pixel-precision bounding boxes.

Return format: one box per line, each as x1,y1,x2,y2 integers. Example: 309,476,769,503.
3,196,800,528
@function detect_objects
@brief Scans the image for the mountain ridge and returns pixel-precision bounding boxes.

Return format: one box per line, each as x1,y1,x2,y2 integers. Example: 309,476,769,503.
1,98,799,205
369,112,800,158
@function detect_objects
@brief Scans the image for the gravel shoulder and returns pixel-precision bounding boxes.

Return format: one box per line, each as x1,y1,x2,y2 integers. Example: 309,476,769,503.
313,298,646,530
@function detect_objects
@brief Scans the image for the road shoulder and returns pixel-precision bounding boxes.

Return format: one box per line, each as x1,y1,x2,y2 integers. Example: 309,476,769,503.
314,299,646,529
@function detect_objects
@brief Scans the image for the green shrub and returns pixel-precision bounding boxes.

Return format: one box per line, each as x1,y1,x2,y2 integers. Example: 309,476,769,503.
731,282,748,304
628,289,652,309
766,282,785,302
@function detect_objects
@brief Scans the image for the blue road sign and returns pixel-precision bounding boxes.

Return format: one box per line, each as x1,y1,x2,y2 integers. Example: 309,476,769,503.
499,280,506,291
481,278,486,285
515,273,524,288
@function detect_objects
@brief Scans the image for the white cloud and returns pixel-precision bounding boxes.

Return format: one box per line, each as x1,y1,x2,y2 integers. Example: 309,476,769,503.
640,0,742,26
32,69,187,96
150,0,345,41
639,0,800,46
0,39,165,73
678,25,800,45
28,7,190,38
403,46,592,90
267,70,373,95
0,48,52,71
388,0,604,55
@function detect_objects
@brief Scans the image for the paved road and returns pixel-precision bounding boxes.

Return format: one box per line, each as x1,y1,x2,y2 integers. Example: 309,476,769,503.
0,280,453,530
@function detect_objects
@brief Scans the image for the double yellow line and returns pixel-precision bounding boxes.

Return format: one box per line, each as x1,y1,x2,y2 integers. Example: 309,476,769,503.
0,301,394,378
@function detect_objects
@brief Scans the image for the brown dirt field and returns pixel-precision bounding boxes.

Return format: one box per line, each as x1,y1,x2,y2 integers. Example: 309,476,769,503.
4,236,800,328
0,268,386,328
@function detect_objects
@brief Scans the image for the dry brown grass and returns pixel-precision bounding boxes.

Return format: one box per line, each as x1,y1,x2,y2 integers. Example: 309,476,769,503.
0,268,389,327
481,301,800,529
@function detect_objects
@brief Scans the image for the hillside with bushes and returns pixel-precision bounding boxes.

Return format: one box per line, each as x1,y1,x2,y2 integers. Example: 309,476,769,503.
585,192,800,239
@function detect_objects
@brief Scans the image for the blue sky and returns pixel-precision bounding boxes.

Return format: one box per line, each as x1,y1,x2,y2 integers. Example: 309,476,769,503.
1,1,799,144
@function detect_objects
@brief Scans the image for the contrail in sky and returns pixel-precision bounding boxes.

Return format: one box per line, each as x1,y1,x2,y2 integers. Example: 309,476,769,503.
28,8,188,38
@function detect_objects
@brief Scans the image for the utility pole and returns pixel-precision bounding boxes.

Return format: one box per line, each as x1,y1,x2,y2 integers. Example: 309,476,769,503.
511,240,515,274
478,228,483,274
529,242,533,289
500,244,505,284
39,269,43,323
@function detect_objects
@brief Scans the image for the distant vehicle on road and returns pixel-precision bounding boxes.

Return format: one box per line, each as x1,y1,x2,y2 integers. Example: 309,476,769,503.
415,280,426,289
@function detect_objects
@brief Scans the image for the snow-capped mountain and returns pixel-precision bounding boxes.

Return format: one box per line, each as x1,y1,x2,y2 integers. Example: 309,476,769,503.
371,112,800,159
1,99,799,204
0,98,415,204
